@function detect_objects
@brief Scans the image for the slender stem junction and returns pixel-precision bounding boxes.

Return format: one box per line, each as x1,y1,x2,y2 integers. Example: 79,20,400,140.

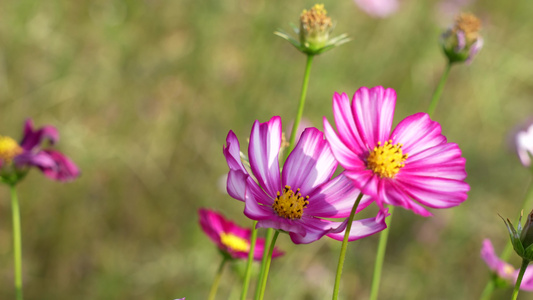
240,221,258,300
257,230,280,300
332,192,364,300
208,257,228,300
512,259,530,300
10,185,23,300
369,206,395,300
286,54,314,159
427,62,452,117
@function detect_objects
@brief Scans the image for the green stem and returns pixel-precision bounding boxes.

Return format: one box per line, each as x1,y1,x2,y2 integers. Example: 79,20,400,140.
512,259,530,300
369,206,394,300
427,62,452,117
208,257,228,300
479,179,533,300
285,54,314,159
10,185,23,300
332,193,364,300
254,228,274,300
240,221,258,300
257,230,280,300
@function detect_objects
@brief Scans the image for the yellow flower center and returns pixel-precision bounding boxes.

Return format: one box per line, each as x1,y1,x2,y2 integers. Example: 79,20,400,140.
220,232,250,253
272,185,309,220
0,136,23,163
367,140,408,178
454,13,481,42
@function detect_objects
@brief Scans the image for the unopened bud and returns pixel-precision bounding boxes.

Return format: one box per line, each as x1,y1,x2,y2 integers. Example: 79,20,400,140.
441,13,483,64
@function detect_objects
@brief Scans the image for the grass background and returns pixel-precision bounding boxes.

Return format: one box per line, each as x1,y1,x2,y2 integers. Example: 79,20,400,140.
0,0,533,299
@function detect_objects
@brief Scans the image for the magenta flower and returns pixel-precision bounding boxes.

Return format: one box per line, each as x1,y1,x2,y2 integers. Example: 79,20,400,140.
199,208,283,260
354,0,399,18
481,239,533,291
0,119,79,184
223,116,388,244
323,86,469,216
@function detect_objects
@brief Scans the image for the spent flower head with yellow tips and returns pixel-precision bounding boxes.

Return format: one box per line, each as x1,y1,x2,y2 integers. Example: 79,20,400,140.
441,13,483,64
275,4,350,56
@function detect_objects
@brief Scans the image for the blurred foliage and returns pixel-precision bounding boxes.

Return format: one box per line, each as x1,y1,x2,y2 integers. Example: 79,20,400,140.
0,0,532,299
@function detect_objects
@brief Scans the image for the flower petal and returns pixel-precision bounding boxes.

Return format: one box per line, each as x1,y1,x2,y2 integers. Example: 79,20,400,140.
331,92,366,154
19,119,59,151
198,209,224,246
223,130,247,173
227,169,248,201
282,127,337,196
352,86,396,148
248,117,282,198
396,174,469,209
289,216,348,244
402,143,467,181
305,173,374,218
327,208,390,241
323,117,364,170
37,150,80,182
391,112,446,157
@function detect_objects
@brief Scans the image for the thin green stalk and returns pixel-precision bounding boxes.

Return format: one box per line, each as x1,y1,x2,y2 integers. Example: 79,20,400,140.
427,62,452,117
369,206,394,300
255,228,274,300
332,193,364,300
10,185,23,300
286,54,314,159
257,230,280,300
512,259,530,300
208,257,228,300
479,179,533,300
240,221,258,300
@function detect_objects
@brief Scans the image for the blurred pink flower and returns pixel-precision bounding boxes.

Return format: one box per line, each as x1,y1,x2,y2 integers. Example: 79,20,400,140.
223,116,388,244
516,123,533,167
0,119,80,184
354,0,399,18
481,239,533,291
198,208,283,260
323,86,469,216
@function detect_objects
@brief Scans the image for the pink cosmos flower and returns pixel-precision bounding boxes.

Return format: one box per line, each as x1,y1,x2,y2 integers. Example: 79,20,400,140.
223,116,389,244
481,239,533,291
354,0,399,18
323,86,469,216
0,119,80,183
199,208,283,260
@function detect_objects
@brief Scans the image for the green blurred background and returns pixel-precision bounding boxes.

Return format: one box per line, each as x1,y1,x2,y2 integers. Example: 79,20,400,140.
0,0,532,299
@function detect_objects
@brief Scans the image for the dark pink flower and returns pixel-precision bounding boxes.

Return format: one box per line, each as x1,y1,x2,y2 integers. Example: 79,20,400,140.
0,119,80,184
199,208,283,260
481,239,533,291
223,116,388,244
323,86,469,216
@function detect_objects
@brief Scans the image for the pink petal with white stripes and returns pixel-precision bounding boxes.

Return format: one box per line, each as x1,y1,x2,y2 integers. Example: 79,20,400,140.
323,118,364,170
223,130,246,173
403,143,466,180
327,208,390,241
304,173,374,218
248,116,282,198
352,86,396,149
289,216,348,244
227,169,248,201
390,112,446,157
332,92,366,154
282,127,337,196
396,175,469,209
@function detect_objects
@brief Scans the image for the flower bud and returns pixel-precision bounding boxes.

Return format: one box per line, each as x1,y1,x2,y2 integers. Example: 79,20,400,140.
441,13,483,64
502,210,533,261
275,4,350,56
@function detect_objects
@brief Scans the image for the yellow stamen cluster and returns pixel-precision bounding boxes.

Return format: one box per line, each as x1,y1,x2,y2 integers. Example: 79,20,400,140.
300,4,332,35
367,140,408,178
453,13,481,42
272,185,309,220
220,232,250,253
0,136,23,163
